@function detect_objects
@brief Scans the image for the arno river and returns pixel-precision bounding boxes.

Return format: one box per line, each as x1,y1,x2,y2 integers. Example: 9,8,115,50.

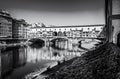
1,39,100,79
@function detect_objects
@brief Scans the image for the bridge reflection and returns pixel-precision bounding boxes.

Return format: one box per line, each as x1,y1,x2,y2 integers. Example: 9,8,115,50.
28,37,85,49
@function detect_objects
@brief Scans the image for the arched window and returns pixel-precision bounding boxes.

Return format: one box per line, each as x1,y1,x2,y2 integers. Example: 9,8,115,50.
53,31,57,36
58,31,63,36
63,31,66,36
94,28,96,30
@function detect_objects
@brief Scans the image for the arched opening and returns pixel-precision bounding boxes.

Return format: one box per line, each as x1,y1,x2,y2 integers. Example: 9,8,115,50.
58,31,63,36
53,31,58,36
28,38,45,48
117,33,120,47
63,31,67,36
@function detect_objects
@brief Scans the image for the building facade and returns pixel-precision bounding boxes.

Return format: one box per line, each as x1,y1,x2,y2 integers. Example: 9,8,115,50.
0,10,13,39
12,19,28,39
29,24,104,39
0,10,29,44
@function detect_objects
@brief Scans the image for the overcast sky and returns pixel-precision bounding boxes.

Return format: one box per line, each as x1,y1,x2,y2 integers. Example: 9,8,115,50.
0,0,105,26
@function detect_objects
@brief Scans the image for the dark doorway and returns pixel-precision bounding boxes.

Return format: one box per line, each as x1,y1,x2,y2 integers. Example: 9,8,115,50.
117,33,120,47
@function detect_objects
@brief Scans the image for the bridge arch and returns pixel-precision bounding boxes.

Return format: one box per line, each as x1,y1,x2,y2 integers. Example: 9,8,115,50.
27,38,45,45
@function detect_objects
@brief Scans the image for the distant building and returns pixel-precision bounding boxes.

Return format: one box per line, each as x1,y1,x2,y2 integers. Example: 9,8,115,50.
23,23,30,39
29,24,104,39
0,10,13,39
12,19,28,39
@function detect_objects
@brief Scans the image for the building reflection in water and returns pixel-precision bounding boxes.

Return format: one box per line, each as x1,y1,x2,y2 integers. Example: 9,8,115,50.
13,47,27,68
1,39,93,79
2,48,13,78
1,46,27,79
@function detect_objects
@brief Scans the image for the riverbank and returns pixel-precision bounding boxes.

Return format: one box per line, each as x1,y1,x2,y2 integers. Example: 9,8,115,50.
41,57,79,75
43,42,120,79
25,57,80,79
0,42,27,48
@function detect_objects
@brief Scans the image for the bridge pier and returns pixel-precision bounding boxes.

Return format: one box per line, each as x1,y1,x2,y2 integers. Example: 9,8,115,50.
44,38,49,47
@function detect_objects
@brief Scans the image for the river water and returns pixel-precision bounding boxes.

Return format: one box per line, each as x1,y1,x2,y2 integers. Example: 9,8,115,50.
0,39,100,79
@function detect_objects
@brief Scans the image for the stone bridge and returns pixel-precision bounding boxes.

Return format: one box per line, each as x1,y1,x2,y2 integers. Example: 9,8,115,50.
26,36,98,47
